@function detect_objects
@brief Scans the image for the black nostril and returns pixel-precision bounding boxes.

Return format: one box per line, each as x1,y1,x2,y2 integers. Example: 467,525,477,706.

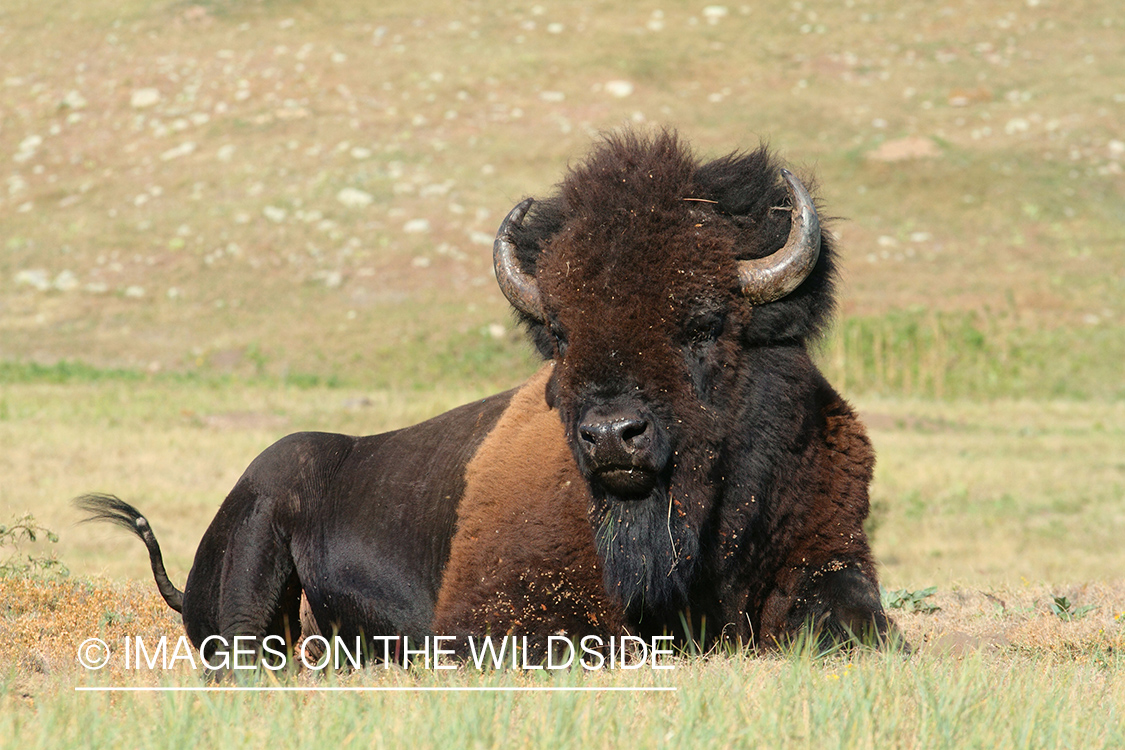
618,419,648,447
579,421,613,448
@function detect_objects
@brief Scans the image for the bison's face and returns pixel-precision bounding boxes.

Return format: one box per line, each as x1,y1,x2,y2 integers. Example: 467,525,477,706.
492,138,821,618
537,239,740,508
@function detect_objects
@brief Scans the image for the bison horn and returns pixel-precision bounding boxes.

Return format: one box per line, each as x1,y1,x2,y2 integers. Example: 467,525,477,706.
493,197,546,321
737,169,821,304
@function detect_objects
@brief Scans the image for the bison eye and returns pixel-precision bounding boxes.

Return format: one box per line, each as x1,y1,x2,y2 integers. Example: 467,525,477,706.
685,312,724,348
546,319,569,357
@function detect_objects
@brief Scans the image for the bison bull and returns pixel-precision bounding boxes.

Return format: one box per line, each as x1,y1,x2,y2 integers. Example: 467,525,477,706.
79,128,895,664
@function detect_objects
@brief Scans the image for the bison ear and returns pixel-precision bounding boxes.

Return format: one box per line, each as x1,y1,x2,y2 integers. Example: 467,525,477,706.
544,368,559,409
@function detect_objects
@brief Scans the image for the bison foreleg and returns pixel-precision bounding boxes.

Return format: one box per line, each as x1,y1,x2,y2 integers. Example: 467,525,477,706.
761,559,899,652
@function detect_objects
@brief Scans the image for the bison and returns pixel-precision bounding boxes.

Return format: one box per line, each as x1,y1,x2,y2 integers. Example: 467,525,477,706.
79,128,895,666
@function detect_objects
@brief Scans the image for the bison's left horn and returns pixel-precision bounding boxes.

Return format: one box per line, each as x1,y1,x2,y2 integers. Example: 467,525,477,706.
493,197,546,321
738,169,821,304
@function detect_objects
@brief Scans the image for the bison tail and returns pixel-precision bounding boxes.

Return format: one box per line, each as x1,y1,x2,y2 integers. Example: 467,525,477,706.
74,493,185,613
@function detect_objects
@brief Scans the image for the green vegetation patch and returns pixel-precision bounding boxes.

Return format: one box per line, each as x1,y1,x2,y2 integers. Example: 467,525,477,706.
818,310,1125,401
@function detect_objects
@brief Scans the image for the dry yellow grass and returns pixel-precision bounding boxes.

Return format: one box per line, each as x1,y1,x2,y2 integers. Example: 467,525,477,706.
2,576,1121,692
1,577,180,698
893,581,1125,658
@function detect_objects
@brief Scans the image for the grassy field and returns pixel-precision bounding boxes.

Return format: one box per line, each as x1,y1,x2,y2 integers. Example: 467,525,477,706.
2,0,1124,746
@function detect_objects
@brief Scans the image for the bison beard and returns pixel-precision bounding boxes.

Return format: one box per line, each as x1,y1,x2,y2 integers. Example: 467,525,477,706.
79,127,898,670
580,407,717,627
589,481,702,624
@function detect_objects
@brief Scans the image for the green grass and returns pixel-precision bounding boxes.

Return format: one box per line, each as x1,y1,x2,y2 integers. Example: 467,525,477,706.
3,648,1123,749
5,307,1124,400
817,310,1125,400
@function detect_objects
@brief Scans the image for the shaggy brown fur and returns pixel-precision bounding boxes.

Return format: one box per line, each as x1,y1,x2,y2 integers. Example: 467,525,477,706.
433,364,624,649
753,395,884,643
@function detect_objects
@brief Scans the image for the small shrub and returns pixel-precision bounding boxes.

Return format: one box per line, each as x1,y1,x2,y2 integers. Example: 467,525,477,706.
882,586,941,614
1050,595,1096,622
0,513,69,578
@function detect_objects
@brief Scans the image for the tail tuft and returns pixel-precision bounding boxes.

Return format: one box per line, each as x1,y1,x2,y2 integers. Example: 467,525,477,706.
75,493,184,613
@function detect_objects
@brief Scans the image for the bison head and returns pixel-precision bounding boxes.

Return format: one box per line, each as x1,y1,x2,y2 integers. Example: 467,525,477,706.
492,130,837,622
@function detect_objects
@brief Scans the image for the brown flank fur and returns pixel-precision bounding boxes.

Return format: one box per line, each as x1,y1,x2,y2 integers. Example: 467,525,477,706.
434,364,625,644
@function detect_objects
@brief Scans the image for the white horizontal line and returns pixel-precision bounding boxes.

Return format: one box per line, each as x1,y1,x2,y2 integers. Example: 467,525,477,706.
75,686,676,693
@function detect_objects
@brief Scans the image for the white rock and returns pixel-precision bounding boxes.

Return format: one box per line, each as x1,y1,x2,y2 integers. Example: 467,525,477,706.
337,187,374,208
420,180,454,197
217,144,236,162
14,134,42,162
263,206,288,223
604,80,635,98
131,88,162,109
403,218,431,233
53,270,80,291
62,90,88,109
15,269,50,290
159,142,196,161
314,270,343,287
124,285,146,298
7,174,28,194
487,323,506,339
703,6,729,24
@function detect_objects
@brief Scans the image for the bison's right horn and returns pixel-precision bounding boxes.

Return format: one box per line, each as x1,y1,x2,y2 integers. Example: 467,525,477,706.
493,198,546,321
737,169,821,304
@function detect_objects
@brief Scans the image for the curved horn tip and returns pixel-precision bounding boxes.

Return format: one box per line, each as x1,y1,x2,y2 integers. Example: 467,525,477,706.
736,168,822,304
779,168,812,202
493,198,545,321
500,197,535,233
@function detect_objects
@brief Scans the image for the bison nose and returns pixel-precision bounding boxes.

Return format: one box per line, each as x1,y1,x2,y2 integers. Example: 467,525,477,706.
579,416,651,458
576,407,667,498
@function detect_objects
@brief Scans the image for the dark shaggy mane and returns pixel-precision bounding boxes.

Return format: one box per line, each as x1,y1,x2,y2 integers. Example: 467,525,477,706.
507,127,839,357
